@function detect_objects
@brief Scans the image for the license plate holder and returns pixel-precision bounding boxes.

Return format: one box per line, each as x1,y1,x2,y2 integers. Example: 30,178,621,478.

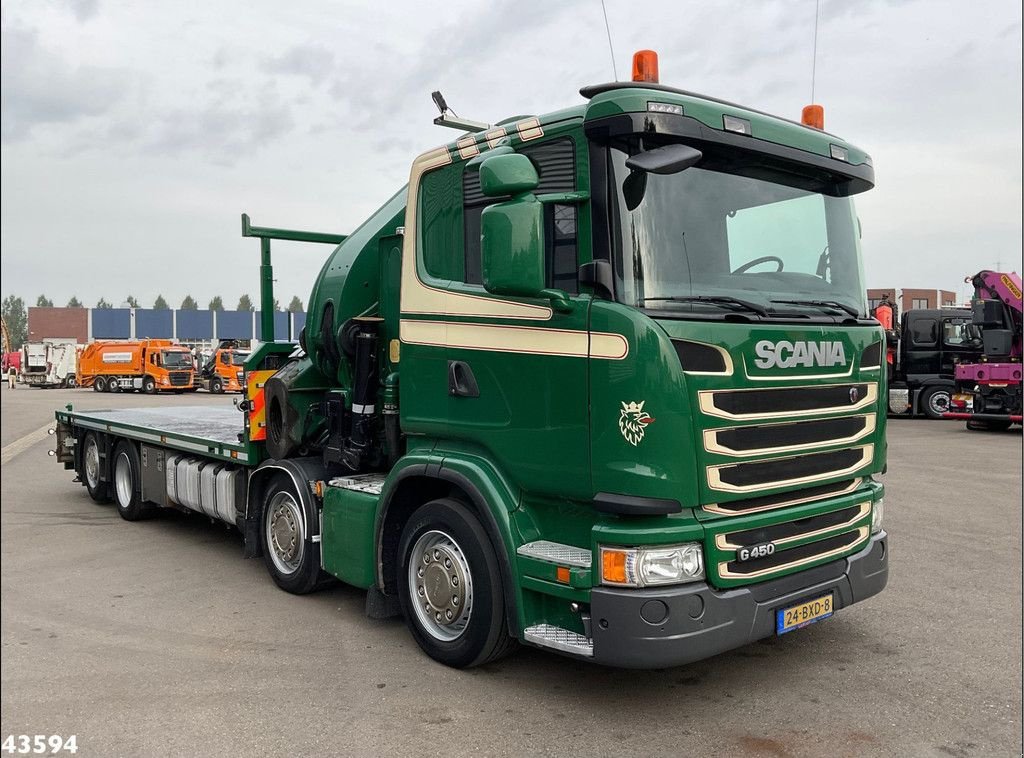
776,593,834,635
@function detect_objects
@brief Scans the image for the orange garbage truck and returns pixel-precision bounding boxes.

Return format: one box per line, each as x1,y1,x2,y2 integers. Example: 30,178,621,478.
77,340,196,393
196,340,249,393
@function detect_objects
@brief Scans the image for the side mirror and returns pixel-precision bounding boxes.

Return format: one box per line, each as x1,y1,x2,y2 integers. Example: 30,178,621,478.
481,195,545,298
479,153,572,312
622,144,703,211
479,153,539,197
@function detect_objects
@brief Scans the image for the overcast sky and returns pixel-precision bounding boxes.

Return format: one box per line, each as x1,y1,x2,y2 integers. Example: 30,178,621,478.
1,0,1021,309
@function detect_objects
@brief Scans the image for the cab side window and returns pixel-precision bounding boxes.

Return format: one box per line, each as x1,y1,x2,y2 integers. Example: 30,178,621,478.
910,317,938,346
462,137,578,293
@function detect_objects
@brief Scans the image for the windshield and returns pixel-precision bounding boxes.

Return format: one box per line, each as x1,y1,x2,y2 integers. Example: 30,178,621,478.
229,351,249,365
161,351,193,369
609,145,868,318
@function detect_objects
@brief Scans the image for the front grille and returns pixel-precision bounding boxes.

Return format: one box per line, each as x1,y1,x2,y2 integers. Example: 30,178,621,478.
709,415,870,454
719,528,867,579
716,503,868,548
169,371,190,386
701,383,873,419
236,371,244,384
708,446,871,492
704,478,860,516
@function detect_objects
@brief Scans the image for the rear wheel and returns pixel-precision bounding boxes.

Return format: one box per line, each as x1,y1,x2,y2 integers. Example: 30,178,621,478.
112,440,147,521
397,499,515,668
142,376,156,394
82,432,110,503
921,386,952,420
109,378,121,393
64,376,77,388
93,376,107,393
260,477,322,594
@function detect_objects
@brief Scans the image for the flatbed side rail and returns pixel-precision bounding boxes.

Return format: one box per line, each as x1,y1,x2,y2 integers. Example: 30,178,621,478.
54,409,252,464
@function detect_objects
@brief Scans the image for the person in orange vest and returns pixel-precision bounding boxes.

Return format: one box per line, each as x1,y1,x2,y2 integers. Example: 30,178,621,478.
874,293,897,381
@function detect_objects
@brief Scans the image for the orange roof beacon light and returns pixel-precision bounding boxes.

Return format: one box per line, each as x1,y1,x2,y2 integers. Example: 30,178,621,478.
632,50,659,83
801,104,825,130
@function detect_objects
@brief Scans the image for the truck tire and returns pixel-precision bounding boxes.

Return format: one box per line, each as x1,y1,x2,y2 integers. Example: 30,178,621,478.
397,499,516,668
64,376,77,388
93,376,106,393
260,477,322,594
967,418,1013,432
211,377,224,394
109,378,120,393
142,376,156,394
920,386,952,420
112,440,147,521
82,432,111,503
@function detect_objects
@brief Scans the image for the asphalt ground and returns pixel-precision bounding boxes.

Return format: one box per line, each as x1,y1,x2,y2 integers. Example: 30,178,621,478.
1,384,1021,757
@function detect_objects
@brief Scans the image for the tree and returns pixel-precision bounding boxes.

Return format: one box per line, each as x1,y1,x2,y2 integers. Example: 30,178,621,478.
287,295,304,313
2,295,27,350
66,296,83,308
96,298,113,309
236,294,254,312
180,295,199,311
36,295,54,307
208,296,224,311
153,295,169,310
126,295,140,308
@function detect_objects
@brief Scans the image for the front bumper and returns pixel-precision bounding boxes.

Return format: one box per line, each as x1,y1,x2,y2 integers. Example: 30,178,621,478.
589,532,888,669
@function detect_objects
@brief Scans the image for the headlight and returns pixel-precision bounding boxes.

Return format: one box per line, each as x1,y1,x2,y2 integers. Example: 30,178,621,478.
600,543,704,587
871,499,884,534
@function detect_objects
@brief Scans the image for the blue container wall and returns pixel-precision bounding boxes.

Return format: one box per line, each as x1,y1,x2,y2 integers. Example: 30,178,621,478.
176,310,213,339
135,309,173,338
92,309,131,339
217,310,253,339
255,312,293,341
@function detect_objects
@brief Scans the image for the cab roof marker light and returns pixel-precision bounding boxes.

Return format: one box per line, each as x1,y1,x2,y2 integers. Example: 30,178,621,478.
830,144,849,162
632,50,659,83
648,101,683,115
722,114,752,135
801,103,825,130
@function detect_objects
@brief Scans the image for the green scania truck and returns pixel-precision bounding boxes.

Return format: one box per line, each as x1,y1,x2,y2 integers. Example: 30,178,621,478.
52,51,888,669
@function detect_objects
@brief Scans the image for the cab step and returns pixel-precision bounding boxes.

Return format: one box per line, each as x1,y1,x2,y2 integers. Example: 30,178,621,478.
523,624,594,657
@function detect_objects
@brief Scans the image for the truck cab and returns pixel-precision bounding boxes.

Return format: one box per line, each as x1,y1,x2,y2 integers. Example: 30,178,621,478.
888,308,981,418
198,342,249,393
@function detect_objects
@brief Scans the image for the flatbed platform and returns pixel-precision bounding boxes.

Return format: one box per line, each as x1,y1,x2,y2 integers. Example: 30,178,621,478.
56,405,251,463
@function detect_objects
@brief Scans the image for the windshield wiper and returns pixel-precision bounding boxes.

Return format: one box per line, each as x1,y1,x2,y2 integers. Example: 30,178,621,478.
643,295,770,317
770,299,861,318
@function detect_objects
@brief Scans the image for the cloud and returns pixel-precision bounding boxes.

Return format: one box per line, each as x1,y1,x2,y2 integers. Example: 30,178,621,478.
0,24,129,143
260,45,336,85
147,96,295,164
63,0,100,22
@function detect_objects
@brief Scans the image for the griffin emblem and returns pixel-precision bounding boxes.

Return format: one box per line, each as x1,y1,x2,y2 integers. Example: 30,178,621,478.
619,401,655,446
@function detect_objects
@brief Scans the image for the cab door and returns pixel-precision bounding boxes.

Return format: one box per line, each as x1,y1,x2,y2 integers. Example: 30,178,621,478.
405,135,593,500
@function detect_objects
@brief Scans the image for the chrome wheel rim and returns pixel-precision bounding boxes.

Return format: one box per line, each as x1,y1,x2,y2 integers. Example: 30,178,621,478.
408,530,473,642
266,491,304,575
85,439,101,489
929,391,950,415
114,451,133,507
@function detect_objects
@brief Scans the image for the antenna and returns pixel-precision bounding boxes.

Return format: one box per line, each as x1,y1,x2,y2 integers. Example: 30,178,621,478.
810,0,820,103
600,0,619,81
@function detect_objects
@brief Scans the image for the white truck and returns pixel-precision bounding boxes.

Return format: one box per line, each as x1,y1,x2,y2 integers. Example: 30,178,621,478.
21,339,80,388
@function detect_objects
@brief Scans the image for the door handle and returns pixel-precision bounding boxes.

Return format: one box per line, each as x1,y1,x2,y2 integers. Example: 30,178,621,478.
448,360,480,398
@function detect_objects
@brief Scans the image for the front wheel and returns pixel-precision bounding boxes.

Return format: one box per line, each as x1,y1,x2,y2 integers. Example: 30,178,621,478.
260,477,323,594
397,499,515,668
143,376,156,394
211,378,224,394
920,386,952,420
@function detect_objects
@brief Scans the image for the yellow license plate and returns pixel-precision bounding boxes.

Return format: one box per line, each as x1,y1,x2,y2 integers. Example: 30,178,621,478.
777,593,834,634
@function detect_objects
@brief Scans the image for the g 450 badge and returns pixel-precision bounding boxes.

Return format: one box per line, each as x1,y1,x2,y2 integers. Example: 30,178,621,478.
736,542,776,562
